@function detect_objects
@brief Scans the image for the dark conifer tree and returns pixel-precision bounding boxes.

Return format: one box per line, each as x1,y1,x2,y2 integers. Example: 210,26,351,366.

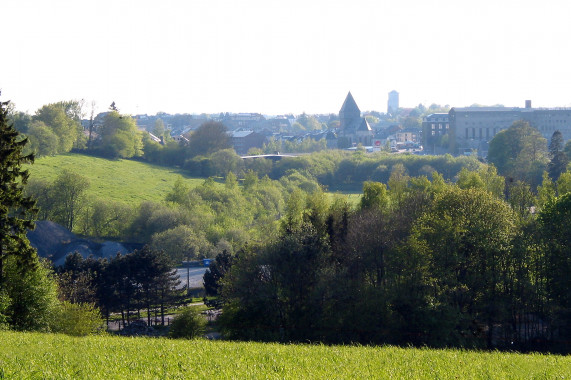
0,100,38,284
548,130,569,181
130,246,180,326
203,250,233,297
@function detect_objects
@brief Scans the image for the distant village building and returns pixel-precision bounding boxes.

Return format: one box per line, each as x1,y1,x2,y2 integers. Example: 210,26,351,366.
221,113,266,130
337,92,373,147
387,90,399,115
229,130,266,154
147,132,162,144
262,116,292,132
172,135,189,143
325,130,338,149
395,130,419,143
451,100,571,156
422,113,450,154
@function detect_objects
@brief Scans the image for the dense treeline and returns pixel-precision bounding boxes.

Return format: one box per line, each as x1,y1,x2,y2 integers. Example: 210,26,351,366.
25,152,488,263
214,169,571,352
143,132,483,189
26,169,292,261
58,247,181,327
266,150,482,188
146,145,484,189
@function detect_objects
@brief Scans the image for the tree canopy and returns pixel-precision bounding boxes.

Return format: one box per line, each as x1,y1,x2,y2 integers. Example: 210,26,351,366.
487,120,547,187
0,100,61,332
0,100,38,282
188,121,230,157
548,130,569,181
97,111,143,158
33,103,84,154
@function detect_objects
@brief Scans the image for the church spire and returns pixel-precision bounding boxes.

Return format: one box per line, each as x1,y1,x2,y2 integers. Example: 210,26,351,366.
339,91,361,129
339,92,360,115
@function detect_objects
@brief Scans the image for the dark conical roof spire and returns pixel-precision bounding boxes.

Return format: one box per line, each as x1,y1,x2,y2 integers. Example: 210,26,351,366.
340,91,360,115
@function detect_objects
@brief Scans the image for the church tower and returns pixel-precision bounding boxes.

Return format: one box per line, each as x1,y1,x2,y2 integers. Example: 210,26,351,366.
339,92,361,129
337,91,373,147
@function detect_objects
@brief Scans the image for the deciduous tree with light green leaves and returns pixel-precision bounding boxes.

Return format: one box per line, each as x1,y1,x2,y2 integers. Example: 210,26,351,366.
557,170,571,196
188,121,230,158
29,170,90,232
97,111,143,158
34,102,83,154
409,187,517,347
360,181,389,210
151,225,211,262
25,121,59,157
488,120,547,188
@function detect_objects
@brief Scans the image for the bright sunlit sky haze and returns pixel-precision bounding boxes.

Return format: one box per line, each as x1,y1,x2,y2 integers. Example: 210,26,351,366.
2,0,571,116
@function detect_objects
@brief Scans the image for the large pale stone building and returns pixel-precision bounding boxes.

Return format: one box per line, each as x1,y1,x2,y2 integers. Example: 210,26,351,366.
450,101,571,155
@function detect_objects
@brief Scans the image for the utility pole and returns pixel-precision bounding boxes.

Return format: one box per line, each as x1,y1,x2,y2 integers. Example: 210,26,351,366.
186,254,190,293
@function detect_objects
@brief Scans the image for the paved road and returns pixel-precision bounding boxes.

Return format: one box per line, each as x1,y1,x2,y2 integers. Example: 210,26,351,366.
176,267,208,289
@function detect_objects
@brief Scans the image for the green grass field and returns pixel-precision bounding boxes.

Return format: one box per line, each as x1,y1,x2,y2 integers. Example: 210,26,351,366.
25,153,216,205
25,153,361,207
0,331,568,379
327,191,362,207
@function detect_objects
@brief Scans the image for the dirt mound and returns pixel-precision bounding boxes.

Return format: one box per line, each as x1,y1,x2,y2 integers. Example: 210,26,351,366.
27,221,130,266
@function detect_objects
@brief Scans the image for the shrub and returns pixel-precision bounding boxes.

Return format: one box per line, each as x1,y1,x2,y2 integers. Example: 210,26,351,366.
52,301,104,336
3,256,60,332
0,289,10,329
169,307,206,339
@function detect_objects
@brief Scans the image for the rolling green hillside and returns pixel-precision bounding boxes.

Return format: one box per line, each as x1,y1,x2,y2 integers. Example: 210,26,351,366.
26,153,361,207
0,331,568,379
25,153,218,205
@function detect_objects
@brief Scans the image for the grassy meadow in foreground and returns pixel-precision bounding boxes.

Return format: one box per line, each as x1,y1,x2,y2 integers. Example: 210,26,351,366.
25,153,216,205
0,331,569,379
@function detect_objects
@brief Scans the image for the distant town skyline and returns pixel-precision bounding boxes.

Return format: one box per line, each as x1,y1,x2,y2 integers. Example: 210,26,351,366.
2,0,571,116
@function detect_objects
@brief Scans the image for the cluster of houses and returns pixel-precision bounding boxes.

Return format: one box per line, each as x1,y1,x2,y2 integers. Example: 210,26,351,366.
127,92,424,155
88,92,570,157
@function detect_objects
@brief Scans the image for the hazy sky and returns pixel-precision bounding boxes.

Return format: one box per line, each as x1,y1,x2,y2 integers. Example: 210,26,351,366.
2,0,571,116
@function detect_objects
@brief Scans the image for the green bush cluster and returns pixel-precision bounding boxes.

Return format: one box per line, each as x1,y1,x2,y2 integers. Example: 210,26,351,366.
52,302,104,336
0,256,104,336
168,307,206,339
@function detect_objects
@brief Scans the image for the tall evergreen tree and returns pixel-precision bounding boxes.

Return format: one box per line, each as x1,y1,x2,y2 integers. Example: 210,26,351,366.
203,250,233,296
547,130,569,181
0,100,38,284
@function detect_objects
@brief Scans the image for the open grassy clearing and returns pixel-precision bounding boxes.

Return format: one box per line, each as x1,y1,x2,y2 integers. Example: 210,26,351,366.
326,184,363,206
327,191,362,207
26,153,361,207
0,331,568,379
25,153,218,205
